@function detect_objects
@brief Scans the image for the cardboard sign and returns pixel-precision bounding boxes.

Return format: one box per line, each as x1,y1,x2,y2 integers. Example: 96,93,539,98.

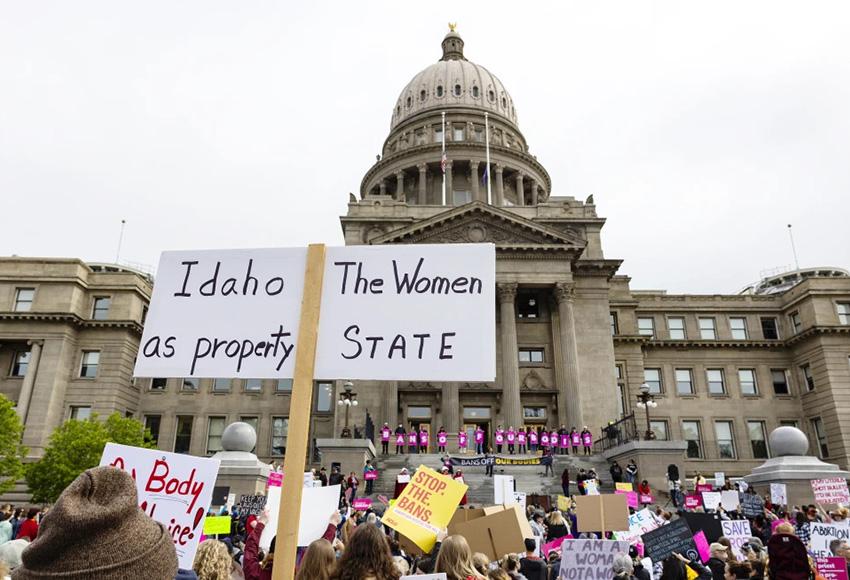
682,512,724,543
715,472,725,487
817,558,850,580
237,494,267,515
134,244,496,382
100,443,221,569
721,520,752,560
575,494,630,533
771,483,787,505
694,531,711,563
365,470,378,481
702,492,722,511
810,523,850,558
261,484,341,550
642,519,699,563
559,539,631,580
353,498,373,511
451,504,534,561
382,465,468,552
812,478,850,505
720,490,740,511
616,482,633,492
203,515,231,535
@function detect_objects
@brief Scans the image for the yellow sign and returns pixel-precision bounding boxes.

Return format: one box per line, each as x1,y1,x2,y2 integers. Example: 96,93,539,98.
381,465,468,552
615,482,633,492
557,495,571,512
203,515,231,535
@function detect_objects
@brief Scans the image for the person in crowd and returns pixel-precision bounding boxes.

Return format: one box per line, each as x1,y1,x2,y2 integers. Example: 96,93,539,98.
549,429,559,457
625,460,639,484
794,511,811,545
517,428,527,454
434,535,486,580
667,472,683,508
630,546,650,580
475,426,485,454
485,448,495,477
529,511,546,539
661,552,712,580
0,512,12,544
394,424,406,454
472,553,491,576
546,551,561,580
559,425,569,456
693,472,707,488
561,467,570,497
364,460,376,495
319,467,328,487
546,510,569,541
495,425,505,453
489,570,511,580
749,560,765,580
295,538,335,580
613,553,635,580
437,426,447,453
501,554,526,580
725,561,752,580
393,467,410,499
419,426,429,453
330,523,400,580
408,425,419,454
520,538,547,580
10,466,178,579
458,429,468,453
380,423,391,455
507,426,516,454
14,509,39,542
638,479,651,497
193,539,234,580
528,428,538,453
707,543,729,580
569,428,579,455
610,461,624,484
9,509,22,541
543,446,554,477
346,471,359,502
454,470,468,506
329,466,344,488
580,426,592,455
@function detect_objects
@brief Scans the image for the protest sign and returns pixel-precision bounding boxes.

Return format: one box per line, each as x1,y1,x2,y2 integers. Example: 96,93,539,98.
494,474,514,505
682,512,724,543
741,493,764,518
694,531,711,563
268,472,283,487
382,465,468,552
512,491,527,510
640,494,653,504
715,472,725,487
615,508,663,545
684,494,701,509
817,558,850,580
558,495,571,512
261,483,341,550
720,490,740,511
100,443,221,569
365,470,379,481
226,492,236,509
543,535,568,557
211,486,230,507
615,489,639,509
353,498,373,511
697,484,713,493
771,483,787,505
559,539,630,580
575,494,629,534
585,480,599,495
203,516,231,536
237,494,266,516
812,479,850,505
702,492,722,511
721,520,752,560
642,519,699,563
810,523,850,558
134,244,495,382
616,482,633,492
397,473,411,484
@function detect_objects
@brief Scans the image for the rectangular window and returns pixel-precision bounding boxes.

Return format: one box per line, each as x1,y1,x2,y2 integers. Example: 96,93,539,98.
649,420,669,441
276,379,293,392
433,127,443,144
517,293,540,319
706,369,726,395
70,406,92,420
14,288,35,312
801,364,814,391
463,407,491,420
92,296,111,320
175,415,193,454
761,317,780,340
811,417,828,458
699,318,717,340
780,419,799,429
79,351,100,378
271,416,288,456
453,126,464,141
730,317,748,340
473,126,484,142
747,420,769,459
771,369,790,395
675,369,694,395
207,417,226,454
408,406,431,419
682,420,703,458
637,317,655,337
738,369,758,396
518,348,545,363
644,368,662,394
617,383,626,417
244,379,262,392
144,415,161,444
667,317,686,340
838,303,850,325
316,382,333,412
523,406,546,419
790,311,802,334
610,312,619,335
11,351,30,377
714,421,736,459
452,190,472,205
182,378,199,391
213,378,231,392
150,378,168,391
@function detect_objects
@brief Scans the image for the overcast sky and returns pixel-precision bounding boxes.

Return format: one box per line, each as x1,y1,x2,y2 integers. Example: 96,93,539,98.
2,1,848,293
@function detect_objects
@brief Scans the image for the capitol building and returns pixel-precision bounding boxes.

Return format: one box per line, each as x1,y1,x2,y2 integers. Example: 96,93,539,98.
1,29,849,499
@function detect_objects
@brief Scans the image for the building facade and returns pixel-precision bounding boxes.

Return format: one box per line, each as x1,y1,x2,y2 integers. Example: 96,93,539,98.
2,30,850,493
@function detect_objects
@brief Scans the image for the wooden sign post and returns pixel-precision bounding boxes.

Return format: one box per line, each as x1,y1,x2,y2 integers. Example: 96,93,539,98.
271,244,326,580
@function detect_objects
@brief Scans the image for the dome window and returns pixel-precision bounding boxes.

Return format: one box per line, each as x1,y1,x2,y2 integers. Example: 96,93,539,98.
406,96,412,108
472,86,480,98
436,85,444,97
501,97,507,108
420,89,426,102
453,84,461,96
396,105,400,116
488,90,495,102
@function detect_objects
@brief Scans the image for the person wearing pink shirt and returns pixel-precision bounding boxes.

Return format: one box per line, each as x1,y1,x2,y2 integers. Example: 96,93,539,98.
458,430,468,453
517,428,527,454
495,425,505,453
474,426,485,454
529,428,539,453
419,427,429,453
436,427,447,453
407,427,418,453
380,423,391,455
570,428,580,454
541,430,550,450
507,426,516,454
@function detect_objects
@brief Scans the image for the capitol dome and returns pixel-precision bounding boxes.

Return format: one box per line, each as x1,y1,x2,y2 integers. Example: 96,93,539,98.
390,29,518,131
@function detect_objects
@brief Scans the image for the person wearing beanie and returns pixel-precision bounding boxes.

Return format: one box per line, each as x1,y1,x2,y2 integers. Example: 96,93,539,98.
11,466,178,579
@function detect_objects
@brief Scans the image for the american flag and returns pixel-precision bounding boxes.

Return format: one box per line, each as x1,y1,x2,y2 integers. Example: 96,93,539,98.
441,152,447,174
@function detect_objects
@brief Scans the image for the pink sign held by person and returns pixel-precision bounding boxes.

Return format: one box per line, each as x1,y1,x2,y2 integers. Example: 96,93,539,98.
364,470,379,481
458,432,468,449
694,531,711,563
268,472,283,487
353,498,373,511
582,433,592,447
438,432,448,446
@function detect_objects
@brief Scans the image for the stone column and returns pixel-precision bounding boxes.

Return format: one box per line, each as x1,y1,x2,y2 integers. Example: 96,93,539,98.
442,382,460,432
530,179,539,205
395,171,405,201
498,283,522,429
418,163,427,205
445,160,453,205
385,381,399,427
379,179,387,196
495,164,505,206
470,161,480,202
16,340,43,422
554,282,584,429
516,172,525,206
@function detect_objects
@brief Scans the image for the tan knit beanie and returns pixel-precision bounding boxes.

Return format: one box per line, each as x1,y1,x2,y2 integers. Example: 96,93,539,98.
12,466,178,579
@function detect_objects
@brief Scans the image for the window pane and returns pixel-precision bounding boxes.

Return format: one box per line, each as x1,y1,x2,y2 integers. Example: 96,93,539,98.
761,318,779,340
276,379,293,392
144,415,161,444
738,369,757,395
70,406,92,421
747,421,768,459
453,127,464,141
182,378,199,391
771,370,789,395
644,369,662,394
207,417,226,454
245,379,262,392
92,297,111,320
668,317,685,339
316,382,333,412
80,351,99,378
14,288,34,311
463,407,490,419
11,351,30,377
272,417,288,456
682,421,702,458
791,312,801,334
408,406,431,418
838,303,850,325
610,312,619,335
638,318,655,337
175,416,193,454
715,421,735,459
801,365,814,391
730,318,748,340
707,369,725,394
523,407,546,419
699,318,716,340
811,418,828,458
649,420,668,441
213,378,231,392
150,378,167,391
675,369,693,395
518,294,540,319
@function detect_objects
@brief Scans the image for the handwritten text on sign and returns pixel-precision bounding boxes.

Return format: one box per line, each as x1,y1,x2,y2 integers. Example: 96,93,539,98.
134,244,495,382
812,478,850,505
100,443,220,570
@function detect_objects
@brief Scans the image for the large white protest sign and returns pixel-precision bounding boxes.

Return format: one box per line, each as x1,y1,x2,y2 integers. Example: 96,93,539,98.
100,443,220,569
134,244,495,382
770,483,787,505
721,520,752,560
560,539,630,580
720,490,740,511
261,484,342,550
702,492,722,511
812,479,850,505
810,523,850,558
494,474,514,505
615,508,663,544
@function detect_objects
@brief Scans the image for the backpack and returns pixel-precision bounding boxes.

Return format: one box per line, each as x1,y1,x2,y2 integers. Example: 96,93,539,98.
767,533,813,580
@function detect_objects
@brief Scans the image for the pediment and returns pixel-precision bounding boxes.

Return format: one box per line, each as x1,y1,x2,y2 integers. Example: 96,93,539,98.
369,202,586,248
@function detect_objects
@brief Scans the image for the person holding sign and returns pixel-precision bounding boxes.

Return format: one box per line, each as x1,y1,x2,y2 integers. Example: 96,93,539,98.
380,423,391,455
395,424,406,454
541,430,550,450
363,460,376,495
560,429,570,456
581,426,593,455
474,426,485,454
495,425,505,453
457,429,468,453
570,427,580,454
407,428,418,454
517,428,527,454
437,427,447,453
419,427,429,454
550,429,559,456
507,426,516,454
529,428,538,453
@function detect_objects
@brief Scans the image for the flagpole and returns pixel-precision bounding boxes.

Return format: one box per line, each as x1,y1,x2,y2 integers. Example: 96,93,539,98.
441,112,447,206
485,113,492,205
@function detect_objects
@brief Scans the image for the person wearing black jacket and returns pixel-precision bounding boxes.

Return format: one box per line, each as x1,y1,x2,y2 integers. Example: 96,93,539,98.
394,424,406,454
520,538,548,580
610,461,624,484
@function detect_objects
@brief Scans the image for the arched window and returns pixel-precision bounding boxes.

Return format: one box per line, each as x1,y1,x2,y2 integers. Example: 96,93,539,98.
472,86,480,98
396,106,400,116
406,96,412,108
501,97,507,109
454,84,461,96
488,90,495,102
420,89,426,102
437,85,444,97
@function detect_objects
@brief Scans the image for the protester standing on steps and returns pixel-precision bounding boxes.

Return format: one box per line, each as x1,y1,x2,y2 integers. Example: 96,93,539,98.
507,426,516,454
561,467,570,497
437,427,447,453
458,429,468,454
570,427,580,454
407,426,418,454
541,430,550,453
610,461,623,484
394,424,405,454
419,426,429,453
380,423,391,455
543,446,555,477
485,447,494,477
625,459,639,484
495,425,505,453
581,426,593,455
474,425,485,454
363,460,376,495
517,428,527,454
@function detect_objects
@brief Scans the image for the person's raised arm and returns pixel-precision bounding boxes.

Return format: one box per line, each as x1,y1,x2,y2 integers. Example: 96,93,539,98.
243,509,269,580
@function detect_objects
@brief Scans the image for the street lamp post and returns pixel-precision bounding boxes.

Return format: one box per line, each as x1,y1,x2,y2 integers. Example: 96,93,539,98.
635,383,658,440
337,381,358,438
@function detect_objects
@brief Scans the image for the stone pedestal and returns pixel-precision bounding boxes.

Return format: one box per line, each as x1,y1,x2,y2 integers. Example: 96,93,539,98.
211,422,272,501
602,439,688,493
317,438,376,480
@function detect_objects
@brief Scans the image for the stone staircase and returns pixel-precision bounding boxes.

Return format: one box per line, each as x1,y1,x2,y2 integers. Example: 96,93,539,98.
366,452,615,506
